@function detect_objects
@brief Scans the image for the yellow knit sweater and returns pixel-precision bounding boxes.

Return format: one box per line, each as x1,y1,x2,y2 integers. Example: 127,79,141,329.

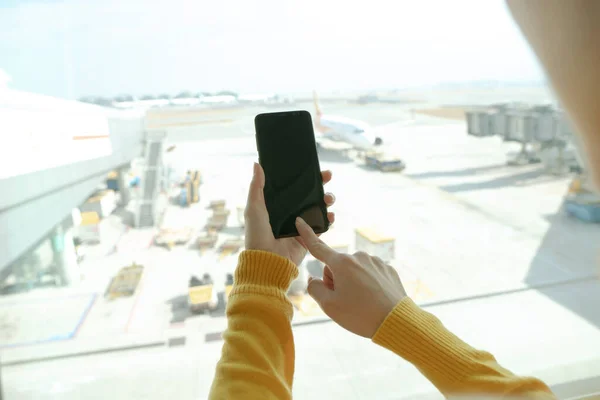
209,250,554,399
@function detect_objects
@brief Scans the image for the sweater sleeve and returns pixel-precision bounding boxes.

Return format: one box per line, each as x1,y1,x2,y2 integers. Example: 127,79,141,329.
209,250,298,400
372,298,555,399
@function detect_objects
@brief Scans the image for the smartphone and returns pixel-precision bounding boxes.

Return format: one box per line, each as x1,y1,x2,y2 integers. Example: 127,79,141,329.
254,110,329,238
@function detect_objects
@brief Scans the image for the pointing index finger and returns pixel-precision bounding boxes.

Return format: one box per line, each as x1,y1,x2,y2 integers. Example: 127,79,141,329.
295,217,339,265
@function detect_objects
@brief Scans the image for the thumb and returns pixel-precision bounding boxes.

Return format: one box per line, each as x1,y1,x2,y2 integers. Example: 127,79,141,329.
247,162,266,208
244,163,271,239
307,277,334,307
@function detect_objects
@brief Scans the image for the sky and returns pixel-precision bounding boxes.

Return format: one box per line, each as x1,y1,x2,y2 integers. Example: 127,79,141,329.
0,0,545,99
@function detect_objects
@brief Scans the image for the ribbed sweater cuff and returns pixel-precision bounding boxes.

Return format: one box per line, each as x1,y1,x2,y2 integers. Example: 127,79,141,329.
233,250,298,292
372,297,473,385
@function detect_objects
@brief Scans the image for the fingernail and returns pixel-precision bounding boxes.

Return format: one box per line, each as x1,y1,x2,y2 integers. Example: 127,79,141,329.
295,217,305,226
253,162,258,176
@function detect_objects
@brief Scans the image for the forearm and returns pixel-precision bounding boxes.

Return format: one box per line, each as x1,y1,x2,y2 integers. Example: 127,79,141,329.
373,298,554,398
209,250,298,400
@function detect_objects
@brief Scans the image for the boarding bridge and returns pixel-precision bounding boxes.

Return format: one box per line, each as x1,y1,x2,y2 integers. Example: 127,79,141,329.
137,130,166,227
466,104,583,172
0,89,148,276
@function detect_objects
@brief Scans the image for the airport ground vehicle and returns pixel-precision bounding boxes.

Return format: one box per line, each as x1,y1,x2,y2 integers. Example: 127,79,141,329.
154,227,193,250
75,211,102,244
188,273,218,313
364,151,405,172
80,190,117,218
105,263,144,300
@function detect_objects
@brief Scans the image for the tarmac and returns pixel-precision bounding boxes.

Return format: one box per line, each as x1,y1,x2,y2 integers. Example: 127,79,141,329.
3,99,600,399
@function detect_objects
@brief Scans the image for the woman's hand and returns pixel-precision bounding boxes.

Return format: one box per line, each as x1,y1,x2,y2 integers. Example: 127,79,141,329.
244,162,335,266
295,217,407,338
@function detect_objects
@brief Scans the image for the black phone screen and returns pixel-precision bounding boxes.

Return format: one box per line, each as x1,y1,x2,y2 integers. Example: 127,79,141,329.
254,110,329,238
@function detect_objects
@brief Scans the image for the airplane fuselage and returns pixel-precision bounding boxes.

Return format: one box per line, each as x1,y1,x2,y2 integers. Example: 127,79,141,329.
317,115,381,150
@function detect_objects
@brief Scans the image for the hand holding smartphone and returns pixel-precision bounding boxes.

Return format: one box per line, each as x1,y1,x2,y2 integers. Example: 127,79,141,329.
254,110,329,238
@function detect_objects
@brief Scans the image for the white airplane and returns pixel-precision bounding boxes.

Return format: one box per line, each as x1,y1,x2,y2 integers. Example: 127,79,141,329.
139,98,171,108
313,91,383,150
113,98,170,110
238,93,277,104
238,93,295,105
199,95,237,105
170,97,200,107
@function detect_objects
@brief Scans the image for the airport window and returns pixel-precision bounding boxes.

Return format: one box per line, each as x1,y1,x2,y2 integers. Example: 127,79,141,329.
1,1,598,399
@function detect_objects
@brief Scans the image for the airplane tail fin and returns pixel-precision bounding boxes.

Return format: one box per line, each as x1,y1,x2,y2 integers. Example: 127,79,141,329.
313,90,322,128
313,90,323,131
